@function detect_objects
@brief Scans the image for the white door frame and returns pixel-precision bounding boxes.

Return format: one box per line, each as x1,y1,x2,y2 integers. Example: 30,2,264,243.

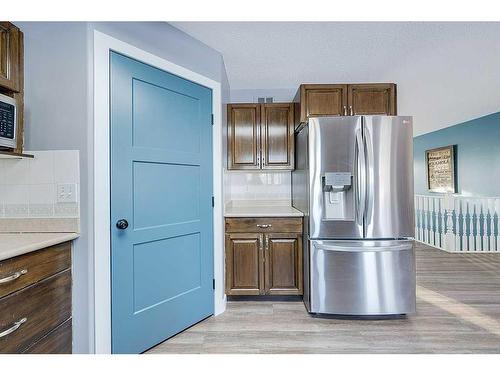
93,30,225,354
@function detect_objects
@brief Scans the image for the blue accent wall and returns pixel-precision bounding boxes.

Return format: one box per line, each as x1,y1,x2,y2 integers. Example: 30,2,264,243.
414,112,500,197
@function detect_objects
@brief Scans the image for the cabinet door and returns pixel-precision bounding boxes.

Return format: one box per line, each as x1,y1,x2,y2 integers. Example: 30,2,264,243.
261,103,294,170
304,84,348,118
0,22,20,92
225,233,264,295
347,83,397,116
264,234,303,295
227,104,261,170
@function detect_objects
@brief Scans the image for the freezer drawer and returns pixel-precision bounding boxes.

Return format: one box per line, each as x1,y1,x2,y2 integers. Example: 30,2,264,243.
309,240,416,315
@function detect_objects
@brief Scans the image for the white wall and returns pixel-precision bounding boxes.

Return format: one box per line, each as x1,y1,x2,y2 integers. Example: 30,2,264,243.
18,21,91,354
17,21,230,354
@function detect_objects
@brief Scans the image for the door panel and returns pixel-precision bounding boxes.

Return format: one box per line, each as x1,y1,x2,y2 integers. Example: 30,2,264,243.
132,79,201,153
110,52,213,354
133,161,200,229
363,116,414,239
261,103,294,169
227,104,260,169
225,233,263,295
308,117,363,239
265,234,302,295
348,84,396,115
305,85,347,117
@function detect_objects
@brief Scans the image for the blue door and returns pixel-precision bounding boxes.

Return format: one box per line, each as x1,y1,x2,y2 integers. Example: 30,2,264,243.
110,52,213,353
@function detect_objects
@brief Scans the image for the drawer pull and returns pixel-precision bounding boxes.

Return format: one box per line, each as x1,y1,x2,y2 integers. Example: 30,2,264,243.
0,269,28,284
0,317,27,338
256,224,272,228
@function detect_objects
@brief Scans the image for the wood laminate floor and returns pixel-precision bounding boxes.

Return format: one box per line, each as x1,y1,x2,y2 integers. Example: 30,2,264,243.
147,243,500,354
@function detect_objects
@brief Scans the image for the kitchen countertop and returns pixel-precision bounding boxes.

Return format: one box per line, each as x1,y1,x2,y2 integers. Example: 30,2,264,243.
224,200,304,217
0,232,80,262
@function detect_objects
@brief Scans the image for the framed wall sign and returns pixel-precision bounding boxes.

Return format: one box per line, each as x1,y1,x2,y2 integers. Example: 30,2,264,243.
425,145,457,193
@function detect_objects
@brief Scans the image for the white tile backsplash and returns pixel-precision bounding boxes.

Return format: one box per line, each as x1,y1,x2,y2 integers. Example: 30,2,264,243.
0,151,80,219
224,170,292,202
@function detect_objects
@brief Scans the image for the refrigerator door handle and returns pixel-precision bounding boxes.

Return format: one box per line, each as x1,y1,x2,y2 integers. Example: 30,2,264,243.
355,128,366,226
364,124,374,225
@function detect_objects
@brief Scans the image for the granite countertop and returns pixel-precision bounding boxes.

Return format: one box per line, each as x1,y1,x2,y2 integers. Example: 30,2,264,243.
224,200,304,218
0,232,80,262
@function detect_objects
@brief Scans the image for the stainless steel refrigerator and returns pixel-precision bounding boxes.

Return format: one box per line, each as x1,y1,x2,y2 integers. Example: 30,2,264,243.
292,116,416,315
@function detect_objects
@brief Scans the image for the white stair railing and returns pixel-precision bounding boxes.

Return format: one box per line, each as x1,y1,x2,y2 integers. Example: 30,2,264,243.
415,194,500,253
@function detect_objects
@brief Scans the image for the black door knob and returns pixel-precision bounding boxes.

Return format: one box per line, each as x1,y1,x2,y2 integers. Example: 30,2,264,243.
116,219,129,230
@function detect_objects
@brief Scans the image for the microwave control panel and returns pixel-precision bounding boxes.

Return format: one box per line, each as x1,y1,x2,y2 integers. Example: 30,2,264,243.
0,101,15,139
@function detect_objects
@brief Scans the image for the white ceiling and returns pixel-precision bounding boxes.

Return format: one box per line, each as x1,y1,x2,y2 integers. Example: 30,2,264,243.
172,22,500,134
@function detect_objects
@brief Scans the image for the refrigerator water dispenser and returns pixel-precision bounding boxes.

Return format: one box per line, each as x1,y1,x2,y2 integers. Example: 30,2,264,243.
322,172,354,220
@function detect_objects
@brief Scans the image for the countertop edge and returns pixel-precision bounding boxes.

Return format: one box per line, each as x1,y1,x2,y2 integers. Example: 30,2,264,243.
224,212,304,218
0,233,80,262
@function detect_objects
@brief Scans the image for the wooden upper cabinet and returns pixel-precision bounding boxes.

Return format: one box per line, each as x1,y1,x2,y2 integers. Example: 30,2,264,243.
301,84,347,121
227,104,261,170
348,83,397,116
264,233,303,295
227,103,294,171
294,83,397,127
225,233,264,295
0,22,21,92
261,103,294,170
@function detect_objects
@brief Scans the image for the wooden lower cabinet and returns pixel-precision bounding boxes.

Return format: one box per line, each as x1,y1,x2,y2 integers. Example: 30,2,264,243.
225,233,264,295
225,217,303,296
0,241,72,354
24,318,72,354
265,234,302,295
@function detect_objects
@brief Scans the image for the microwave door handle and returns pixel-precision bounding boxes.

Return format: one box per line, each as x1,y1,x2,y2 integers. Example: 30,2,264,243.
355,129,366,226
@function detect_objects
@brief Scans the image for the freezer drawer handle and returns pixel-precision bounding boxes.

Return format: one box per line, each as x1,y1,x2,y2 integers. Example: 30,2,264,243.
256,224,272,228
314,243,411,252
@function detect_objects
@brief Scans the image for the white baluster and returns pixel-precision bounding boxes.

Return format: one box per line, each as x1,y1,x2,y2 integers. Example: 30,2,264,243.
431,197,437,246
439,197,445,249
482,199,489,252
467,200,474,252
422,197,428,244
487,199,494,251
495,199,500,251
426,197,430,244
415,196,420,241
474,200,481,251
430,198,435,246
444,193,455,251
462,199,469,251
419,196,424,241
454,198,461,251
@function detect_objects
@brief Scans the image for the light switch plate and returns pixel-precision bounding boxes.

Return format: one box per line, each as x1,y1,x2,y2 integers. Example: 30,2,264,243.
57,183,78,203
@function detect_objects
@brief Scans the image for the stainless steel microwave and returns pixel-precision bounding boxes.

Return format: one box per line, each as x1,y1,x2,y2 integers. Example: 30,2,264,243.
0,93,17,149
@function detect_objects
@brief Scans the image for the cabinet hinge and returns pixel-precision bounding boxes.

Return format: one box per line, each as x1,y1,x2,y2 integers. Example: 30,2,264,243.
212,196,215,207
213,278,216,290
211,114,214,125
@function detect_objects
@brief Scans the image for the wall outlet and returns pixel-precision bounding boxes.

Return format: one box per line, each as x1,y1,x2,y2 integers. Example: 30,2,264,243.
57,183,78,203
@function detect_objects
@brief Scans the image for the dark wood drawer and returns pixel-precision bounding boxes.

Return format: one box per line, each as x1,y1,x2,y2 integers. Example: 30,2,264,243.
225,217,302,234
0,270,72,353
0,241,71,299
24,319,72,354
